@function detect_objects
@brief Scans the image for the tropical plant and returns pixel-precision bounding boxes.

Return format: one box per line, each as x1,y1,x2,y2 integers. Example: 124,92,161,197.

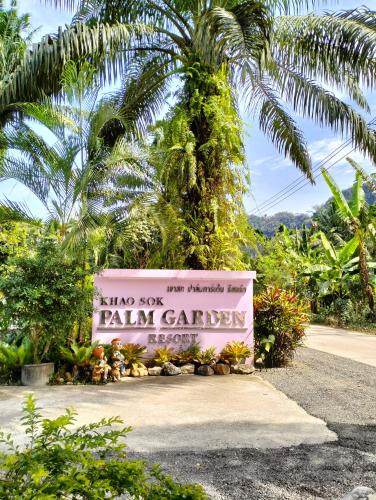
220,341,252,365
0,394,207,498
153,346,176,366
121,343,147,370
0,338,33,381
59,340,98,378
194,347,217,366
175,343,201,365
254,287,309,367
0,239,94,364
0,62,153,264
322,167,376,312
42,0,376,268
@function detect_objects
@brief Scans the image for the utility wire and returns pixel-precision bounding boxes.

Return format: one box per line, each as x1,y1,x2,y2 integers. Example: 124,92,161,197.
258,145,356,214
251,118,376,215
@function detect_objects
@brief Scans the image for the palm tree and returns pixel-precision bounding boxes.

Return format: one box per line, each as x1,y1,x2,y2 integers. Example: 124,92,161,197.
37,0,376,269
322,166,376,313
0,62,152,258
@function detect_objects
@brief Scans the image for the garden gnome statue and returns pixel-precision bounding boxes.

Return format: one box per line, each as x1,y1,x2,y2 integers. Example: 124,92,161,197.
92,345,110,383
111,338,126,376
111,360,121,382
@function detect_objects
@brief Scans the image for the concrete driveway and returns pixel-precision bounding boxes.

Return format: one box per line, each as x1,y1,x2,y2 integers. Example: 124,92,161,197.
306,324,376,367
0,375,336,452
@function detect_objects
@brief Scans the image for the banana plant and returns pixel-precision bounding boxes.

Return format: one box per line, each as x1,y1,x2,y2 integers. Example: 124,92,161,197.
306,232,376,301
322,167,376,312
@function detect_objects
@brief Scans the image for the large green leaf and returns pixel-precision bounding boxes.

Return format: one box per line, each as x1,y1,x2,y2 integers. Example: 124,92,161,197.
338,236,359,265
319,231,337,264
348,169,365,217
322,168,355,224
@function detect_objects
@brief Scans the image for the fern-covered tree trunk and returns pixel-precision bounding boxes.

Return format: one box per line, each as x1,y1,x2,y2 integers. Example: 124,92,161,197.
168,67,250,270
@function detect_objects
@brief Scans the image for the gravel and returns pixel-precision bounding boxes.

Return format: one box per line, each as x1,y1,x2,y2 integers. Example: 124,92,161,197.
129,348,376,499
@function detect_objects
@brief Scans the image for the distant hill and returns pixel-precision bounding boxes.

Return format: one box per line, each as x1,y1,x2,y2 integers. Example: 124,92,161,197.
249,185,375,237
249,212,312,237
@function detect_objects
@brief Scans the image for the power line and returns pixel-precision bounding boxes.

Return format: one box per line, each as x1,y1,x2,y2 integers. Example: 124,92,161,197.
251,118,376,215
253,139,353,213
258,145,356,214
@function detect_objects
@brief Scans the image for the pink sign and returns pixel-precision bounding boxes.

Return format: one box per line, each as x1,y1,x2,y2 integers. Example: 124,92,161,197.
92,269,256,354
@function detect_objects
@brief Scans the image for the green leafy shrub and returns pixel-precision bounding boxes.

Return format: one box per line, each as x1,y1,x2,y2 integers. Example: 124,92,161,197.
194,346,217,366
0,338,33,382
59,341,98,380
175,343,201,365
153,346,176,366
0,240,94,364
0,395,206,499
254,287,309,367
121,343,147,369
220,341,252,365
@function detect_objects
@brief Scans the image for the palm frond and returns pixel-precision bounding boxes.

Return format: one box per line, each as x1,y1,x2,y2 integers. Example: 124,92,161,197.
242,68,312,179
0,22,135,117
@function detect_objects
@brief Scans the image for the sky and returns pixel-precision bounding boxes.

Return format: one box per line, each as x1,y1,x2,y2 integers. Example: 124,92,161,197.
5,0,376,217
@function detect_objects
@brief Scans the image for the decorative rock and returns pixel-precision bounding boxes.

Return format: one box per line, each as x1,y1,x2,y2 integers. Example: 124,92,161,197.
66,381,73,385
342,486,376,500
58,377,65,384
213,364,230,375
148,366,162,376
180,363,195,374
130,366,148,377
65,372,72,382
231,363,255,375
124,368,131,377
197,365,214,376
162,362,181,376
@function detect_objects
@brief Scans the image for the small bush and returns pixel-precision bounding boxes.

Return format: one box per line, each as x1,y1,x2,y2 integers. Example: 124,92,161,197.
153,346,176,366
175,343,201,365
121,343,147,369
220,341,252,365
0,338,33,383
0,394,207,499
194,347,217,366
254,287,309,367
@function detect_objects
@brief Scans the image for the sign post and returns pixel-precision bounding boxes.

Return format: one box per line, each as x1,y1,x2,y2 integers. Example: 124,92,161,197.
92,270,256,354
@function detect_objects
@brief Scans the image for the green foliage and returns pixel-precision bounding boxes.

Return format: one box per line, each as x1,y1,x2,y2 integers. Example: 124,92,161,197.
194,347,217,366
0,394,207,499
121,343,147,369
151,68,252,269
254,287,309,367
0,338,32,369
0,338,32,382
59,341,98,368
153,346,175,366
175,343,201,365
220,341,252,365
0,240,94,364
